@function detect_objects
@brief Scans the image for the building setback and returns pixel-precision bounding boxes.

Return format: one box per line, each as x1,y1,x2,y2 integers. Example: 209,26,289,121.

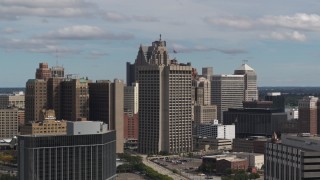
18,121,116,180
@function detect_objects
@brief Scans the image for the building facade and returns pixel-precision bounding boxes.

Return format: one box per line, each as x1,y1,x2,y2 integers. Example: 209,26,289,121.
0,108,18,138
18,121,116,180
265,134,320,180
124,111,139,140
25,79,47,123
194,120,235,139
234,63,258,102
124,82,139,114
0,91,25,109
35,62,51,80
211,74,244,121
89,79,124,153
136,37,192,154
298,96,319,135
193,105,217,124
224,108,287,138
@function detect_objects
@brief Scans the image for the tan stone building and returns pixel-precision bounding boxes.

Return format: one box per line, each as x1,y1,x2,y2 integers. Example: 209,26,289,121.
20,119,67,135
0,108,18,138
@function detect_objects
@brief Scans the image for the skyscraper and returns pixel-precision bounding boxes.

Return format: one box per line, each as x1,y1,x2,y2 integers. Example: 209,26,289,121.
211,74,244,121
136,37,193,154
0,107,18,138
47,77,64,119
35,62,51,80
60,77,91,121
25,79,47,123
234,63,258,101
89,79,124,153
202,67,213,79
50,65,64,78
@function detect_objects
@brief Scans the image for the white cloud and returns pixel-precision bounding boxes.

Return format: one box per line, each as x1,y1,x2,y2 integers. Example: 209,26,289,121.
204,16,253,29
0,0,96,19
260,31,306,42
102,12,130,22
260,13,320,31
39,25,134,40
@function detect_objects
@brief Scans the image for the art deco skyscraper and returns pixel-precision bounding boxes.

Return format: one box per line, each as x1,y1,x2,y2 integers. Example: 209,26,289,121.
89,79,124,153
234,63,258,101
136,37,192,154
47,77,64,119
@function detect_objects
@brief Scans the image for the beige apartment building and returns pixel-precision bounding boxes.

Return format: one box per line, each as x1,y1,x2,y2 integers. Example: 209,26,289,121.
0,108,18,138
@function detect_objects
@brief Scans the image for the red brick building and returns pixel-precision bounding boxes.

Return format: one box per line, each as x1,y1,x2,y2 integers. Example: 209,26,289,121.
216,158,248,174
124,112,138,140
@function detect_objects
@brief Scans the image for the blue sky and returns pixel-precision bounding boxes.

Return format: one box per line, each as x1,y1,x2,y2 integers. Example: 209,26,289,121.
1,0,320,87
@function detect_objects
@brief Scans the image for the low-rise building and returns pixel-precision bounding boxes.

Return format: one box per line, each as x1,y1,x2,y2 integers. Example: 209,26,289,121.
194,137,232,151
194,120,235,139
232,152,264,169
233,136,268,154
216,158,248,174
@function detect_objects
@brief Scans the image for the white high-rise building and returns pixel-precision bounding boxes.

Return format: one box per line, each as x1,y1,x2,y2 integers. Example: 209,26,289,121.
124,82,139,114
234,64,258,101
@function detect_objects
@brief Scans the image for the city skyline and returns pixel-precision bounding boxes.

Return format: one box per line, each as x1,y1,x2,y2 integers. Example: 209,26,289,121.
1,0,320,87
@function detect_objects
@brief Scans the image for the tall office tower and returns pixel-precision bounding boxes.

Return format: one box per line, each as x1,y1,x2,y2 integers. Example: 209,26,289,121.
265,134,320,180
126,62,136,86
0,91,25,109
0,108,18,138
35,62,51,80
18,121,116,180
124,82,139,114
211,75,244,121
50,65,64,77
265,92,285,112
25,79,47,123
234,63,258,101
47,77,64,119
89,79,124,153
202,67,213,79
137,41,193,154
138,64,193,154
298,96,319,135
60,77,91,121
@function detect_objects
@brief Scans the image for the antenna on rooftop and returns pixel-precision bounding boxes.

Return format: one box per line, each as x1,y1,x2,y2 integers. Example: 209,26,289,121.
242,59,248,64
55,48,59,66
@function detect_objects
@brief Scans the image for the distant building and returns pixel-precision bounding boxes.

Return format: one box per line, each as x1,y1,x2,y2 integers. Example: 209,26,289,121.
50,65,64,78
265,134,320,180
234,64,258,101
25,79,47,123
216,158,248,174
194,77,211,106
233,152,264,169
60,77,91,121
286,108,298,120
211,74,244,121
265,92,285,112
223,108,287,137
232,136,267,154
298,96,319,134
124,82,139,114
201,67,213,80
18,121,116,180
0,108,18,138
0,91,25,109
47,77,64,119
242,101,273,109
89,79,124,153
35,62,51,80
194,120,235,139
193,105,217,124
193,137,232,151
20,119,66,135
124,111,138,140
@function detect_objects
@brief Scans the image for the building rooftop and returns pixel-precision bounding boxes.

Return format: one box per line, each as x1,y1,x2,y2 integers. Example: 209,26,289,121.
235,64,254,71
